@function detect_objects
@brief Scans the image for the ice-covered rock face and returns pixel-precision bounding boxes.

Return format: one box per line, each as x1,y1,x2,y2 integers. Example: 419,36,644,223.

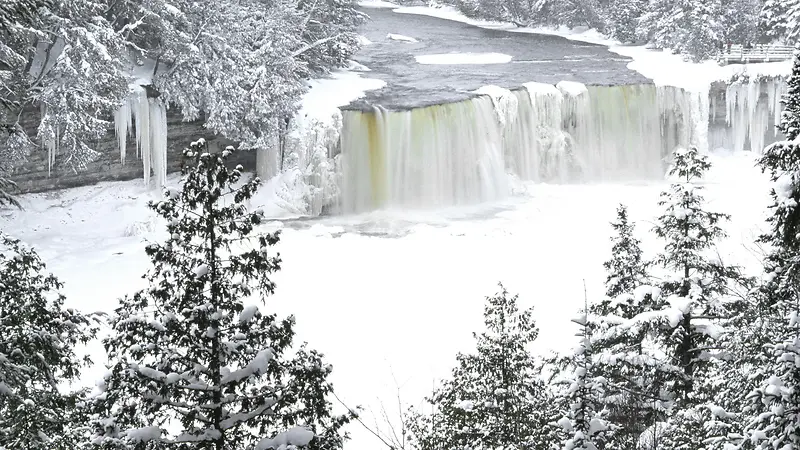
709,77,788,153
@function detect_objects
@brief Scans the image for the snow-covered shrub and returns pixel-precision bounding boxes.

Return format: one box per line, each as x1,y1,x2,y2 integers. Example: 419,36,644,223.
0,233,98,448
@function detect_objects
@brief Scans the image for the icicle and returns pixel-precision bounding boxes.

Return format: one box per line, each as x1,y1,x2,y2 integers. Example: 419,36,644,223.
691,87,710,153
720,77,786,153
149,97,168,189
40,104,58,176
133,89,151,187
114,98,133,165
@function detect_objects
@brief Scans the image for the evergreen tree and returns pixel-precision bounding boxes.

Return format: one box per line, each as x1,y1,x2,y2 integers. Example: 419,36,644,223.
589,204,656,449
650,146,747,447
91,140,353,449
739,49,800,450
598,204,648,309
758,0,800,43
0,233,98,448
638,0,725,61
603,0,645,43
406,284,557,450
554,309,619,450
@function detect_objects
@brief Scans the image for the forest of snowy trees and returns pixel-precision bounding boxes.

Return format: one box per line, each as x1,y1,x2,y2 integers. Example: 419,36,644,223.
441,0,800,60
0,0,364,197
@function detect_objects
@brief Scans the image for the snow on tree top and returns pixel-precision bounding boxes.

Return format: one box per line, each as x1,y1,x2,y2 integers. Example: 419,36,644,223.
256,426,315,450
124,426,162,442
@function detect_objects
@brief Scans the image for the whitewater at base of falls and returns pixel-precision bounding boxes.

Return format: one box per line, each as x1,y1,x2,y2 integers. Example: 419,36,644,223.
337,82,700,214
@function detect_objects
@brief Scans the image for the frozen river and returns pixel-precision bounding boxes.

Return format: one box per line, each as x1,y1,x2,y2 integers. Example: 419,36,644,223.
348,5,650,109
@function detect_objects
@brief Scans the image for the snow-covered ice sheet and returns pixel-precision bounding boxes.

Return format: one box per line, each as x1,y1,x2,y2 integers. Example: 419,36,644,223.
416,52,513,64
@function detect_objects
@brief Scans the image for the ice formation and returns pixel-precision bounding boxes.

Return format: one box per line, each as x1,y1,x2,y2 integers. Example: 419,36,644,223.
114,87,168,188
723,77,787,153
336,82,699,213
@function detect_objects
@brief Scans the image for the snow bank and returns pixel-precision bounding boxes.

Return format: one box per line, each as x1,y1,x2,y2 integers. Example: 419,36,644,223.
415,52,513,65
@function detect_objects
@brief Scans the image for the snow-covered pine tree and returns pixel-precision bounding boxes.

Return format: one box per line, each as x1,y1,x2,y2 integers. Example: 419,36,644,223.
758,0,800,43
91,140,353,450
738,48,800,450
406,284,558,450
650,146,748,447
638,0,725,61
588,204,656,449
554,307,619,450
602,0,645,43
0,233,98,448
596,204,648,312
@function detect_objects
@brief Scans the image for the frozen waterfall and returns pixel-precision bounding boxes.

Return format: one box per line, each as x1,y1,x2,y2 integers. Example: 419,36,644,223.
114,87,168,189
712,77,787,153
337,82,700,214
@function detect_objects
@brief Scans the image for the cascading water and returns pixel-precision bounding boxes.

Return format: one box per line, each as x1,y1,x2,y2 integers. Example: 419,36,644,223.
503,82,570,182
114,87,168,188
339,97,509,213
335,82,702,213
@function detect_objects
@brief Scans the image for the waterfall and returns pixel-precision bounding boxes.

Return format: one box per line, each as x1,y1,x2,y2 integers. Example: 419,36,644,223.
336,82,700,213
340,97,509,214
114,88,169,189
504,82,569,181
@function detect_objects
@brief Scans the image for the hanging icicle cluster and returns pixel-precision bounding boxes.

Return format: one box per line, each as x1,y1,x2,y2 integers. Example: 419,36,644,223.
722,77,787,153
114,87,168,189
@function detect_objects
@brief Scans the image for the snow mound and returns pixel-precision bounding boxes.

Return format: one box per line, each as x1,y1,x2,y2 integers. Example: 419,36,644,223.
473,85,518,127
415,52,513,65
387,33,418,43
556,81,588,97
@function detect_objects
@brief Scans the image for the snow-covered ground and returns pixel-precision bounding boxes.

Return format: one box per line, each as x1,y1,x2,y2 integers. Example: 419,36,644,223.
0,149,771,450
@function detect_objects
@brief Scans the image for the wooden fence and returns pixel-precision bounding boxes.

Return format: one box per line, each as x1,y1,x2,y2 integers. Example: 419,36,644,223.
719,44,795,65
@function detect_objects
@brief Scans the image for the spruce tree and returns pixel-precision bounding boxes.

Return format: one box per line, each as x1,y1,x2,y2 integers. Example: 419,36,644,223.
554,308,619,450
588,204,657,449
91,140,353,449
739,49,800,450
650,146,747,447
596,204,648,313
0,233,98,448
406,284,557,450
